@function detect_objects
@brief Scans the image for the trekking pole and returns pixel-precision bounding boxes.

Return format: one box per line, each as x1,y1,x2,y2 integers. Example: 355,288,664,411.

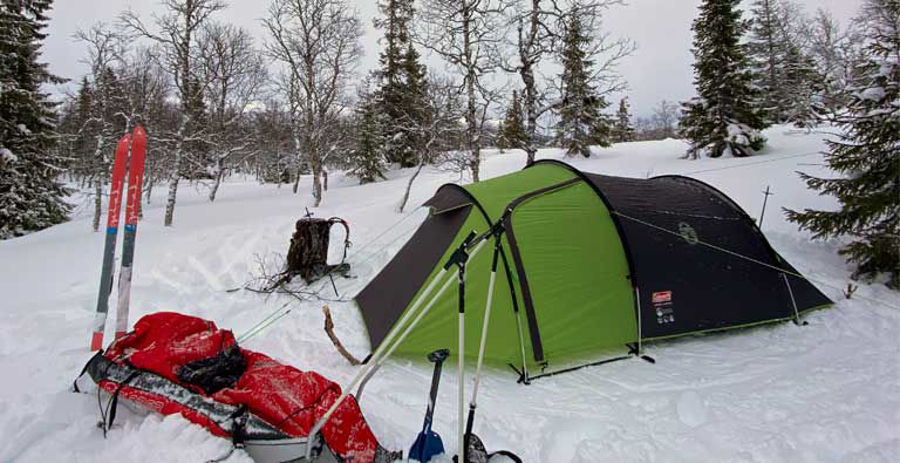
355,246,463,400
355,267,455,399
464,236,502,462
455,239,467,463
306,232,487,460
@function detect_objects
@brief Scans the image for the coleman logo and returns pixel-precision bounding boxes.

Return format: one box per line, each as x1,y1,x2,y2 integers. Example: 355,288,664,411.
652,291,672,303
678,222,699,245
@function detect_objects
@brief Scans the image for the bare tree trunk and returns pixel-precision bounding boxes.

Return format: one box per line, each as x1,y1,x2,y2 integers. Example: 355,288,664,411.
164,168,180,226
209,160,224,202
93,177,103,232
322,168,328,192
522,63,538,164
398,158,426,213
164,123,185,227
464,13,481,183
91,135,106,231
292,132,302,194
145,174,154,204
310,148,323,207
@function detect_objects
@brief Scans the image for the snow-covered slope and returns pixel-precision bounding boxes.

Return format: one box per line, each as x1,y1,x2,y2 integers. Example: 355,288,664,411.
0,126,897,462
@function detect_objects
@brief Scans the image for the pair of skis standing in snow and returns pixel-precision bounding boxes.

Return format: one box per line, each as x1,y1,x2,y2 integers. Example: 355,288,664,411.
90,125,147,351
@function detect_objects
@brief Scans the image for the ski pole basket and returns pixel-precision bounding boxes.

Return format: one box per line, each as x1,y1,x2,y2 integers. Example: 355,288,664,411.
285,209,351,284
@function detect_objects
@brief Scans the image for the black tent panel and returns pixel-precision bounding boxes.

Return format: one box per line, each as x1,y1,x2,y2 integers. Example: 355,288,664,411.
424,183,474,213
356,187,472,349
584,173,830,339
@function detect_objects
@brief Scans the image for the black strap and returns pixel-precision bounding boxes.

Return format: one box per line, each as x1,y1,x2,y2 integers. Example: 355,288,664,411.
106,370,143,432
228,404,248,448
488,450,523,462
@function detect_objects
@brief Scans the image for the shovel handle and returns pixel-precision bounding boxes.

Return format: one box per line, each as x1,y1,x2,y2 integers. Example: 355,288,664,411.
423,348,449,431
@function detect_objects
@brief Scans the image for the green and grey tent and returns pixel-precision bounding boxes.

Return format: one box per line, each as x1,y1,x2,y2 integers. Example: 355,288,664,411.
355,160,831,379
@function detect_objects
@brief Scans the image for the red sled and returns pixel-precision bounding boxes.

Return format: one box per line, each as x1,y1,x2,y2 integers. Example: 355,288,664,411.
74,312,397,463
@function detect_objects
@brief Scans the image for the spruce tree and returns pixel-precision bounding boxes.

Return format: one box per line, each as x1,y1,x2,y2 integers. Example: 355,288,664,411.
612,97,636,143
679,0,767,158
350,85,387,184
374,0,427,167
785,0,900,288
747,0,818,125
556,8,612,158
498,90,527,151
0,0,70,239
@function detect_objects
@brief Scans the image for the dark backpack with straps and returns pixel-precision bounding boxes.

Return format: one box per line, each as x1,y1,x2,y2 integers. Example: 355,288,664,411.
285,210,351,283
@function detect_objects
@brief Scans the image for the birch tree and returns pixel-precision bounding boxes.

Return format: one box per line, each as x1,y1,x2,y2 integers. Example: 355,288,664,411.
416,0,509,182
74,24,130,231
121,0,225,226
199,23,267,202
398,75,465,212
264,0,362,206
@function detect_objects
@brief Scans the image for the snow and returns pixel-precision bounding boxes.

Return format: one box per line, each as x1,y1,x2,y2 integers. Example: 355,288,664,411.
1,125,898,462
859,87,886,102
0,147,16,163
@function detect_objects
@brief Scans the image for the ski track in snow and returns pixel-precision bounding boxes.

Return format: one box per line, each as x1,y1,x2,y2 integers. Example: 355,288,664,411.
0,126,898,462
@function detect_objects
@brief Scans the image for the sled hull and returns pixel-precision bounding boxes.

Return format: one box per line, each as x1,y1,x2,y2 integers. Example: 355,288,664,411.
245,435,339,463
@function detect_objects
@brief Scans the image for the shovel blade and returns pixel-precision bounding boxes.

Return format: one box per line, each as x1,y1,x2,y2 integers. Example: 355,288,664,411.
409,430,444,462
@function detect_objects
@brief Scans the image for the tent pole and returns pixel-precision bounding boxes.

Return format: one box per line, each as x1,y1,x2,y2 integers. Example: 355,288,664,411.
306,235,487,460
635,286,643,355
355,268,456,399
514,313,529,383
782,273,803,325
356,265,451,400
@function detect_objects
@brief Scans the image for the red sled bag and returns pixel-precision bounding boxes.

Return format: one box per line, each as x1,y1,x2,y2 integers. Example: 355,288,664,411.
75,312,398,463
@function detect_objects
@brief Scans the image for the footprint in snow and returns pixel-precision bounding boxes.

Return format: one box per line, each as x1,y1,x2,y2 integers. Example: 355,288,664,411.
676,391,708,428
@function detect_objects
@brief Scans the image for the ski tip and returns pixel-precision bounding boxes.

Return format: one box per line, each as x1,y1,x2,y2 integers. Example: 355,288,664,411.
90,332,103,351
133,124,146,138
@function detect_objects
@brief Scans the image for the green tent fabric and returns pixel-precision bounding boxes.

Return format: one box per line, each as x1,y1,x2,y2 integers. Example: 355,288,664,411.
355,160,832,377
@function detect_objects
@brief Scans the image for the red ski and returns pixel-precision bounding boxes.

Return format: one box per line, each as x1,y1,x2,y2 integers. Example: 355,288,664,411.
91,134,131,351
114,125,147,340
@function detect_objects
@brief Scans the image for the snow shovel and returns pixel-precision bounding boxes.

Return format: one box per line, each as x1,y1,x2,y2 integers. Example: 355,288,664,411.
409,348,450,462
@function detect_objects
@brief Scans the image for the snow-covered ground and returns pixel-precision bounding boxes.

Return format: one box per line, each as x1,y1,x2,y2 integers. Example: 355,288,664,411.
1,126,897,462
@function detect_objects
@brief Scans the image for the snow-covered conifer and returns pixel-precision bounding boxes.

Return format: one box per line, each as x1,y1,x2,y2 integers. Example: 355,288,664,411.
612,97,636,143
498,90,528,151
374,0,428,168
0,0,70,239
679,0,767,158
350,83,388,184
556,7,612,158
785,0,900,288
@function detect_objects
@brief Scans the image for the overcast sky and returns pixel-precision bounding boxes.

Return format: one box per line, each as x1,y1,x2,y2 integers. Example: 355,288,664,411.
43,0,862,117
